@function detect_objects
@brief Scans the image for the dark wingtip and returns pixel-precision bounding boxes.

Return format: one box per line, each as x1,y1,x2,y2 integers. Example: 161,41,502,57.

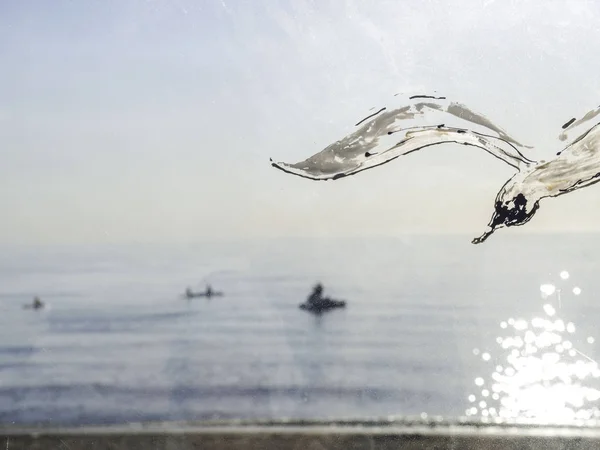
270,159,284,170
562,117,576,129
409,94,447,100
269,160,329,181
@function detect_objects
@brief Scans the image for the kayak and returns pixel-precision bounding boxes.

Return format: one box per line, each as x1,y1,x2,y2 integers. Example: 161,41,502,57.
185,291,224,299
299,298,346,313
23,303,44,310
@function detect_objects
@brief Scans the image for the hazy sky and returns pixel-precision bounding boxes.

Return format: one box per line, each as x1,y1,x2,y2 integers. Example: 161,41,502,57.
2,0,600,244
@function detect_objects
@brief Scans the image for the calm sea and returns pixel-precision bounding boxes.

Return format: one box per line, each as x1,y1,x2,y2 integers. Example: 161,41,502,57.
1,234,600,425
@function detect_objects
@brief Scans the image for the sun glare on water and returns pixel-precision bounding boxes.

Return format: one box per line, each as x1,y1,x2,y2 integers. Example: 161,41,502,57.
466,271,598,423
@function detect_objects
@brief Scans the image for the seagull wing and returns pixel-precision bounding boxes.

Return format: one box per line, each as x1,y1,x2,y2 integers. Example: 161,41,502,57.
271,95,534,181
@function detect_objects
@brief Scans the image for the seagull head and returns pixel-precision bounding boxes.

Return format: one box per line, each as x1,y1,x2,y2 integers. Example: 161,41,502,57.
472,184,541,244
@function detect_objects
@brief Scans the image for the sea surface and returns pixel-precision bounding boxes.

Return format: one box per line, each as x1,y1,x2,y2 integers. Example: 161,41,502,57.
1,234,600,426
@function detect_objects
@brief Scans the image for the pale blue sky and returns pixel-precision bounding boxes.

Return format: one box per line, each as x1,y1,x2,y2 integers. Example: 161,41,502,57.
2,0,600,244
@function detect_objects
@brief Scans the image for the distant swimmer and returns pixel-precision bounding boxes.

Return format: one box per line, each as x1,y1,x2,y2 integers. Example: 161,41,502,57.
202,285,224,298
24,296,44,310
300,283,346,313
307,283,324,305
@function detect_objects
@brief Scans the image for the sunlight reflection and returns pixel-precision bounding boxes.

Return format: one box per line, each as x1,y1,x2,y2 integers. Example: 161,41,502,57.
543,304,556,317
466,272,599,423
540,284,556,297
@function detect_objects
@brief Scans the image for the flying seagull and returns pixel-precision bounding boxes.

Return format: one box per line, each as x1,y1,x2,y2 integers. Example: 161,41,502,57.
270,95,600,244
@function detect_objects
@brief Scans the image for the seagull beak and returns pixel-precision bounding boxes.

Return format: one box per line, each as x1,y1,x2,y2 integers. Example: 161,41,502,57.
471,228,494,245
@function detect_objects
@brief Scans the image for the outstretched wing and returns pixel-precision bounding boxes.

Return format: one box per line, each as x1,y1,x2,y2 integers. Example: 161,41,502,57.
271,95,534,181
